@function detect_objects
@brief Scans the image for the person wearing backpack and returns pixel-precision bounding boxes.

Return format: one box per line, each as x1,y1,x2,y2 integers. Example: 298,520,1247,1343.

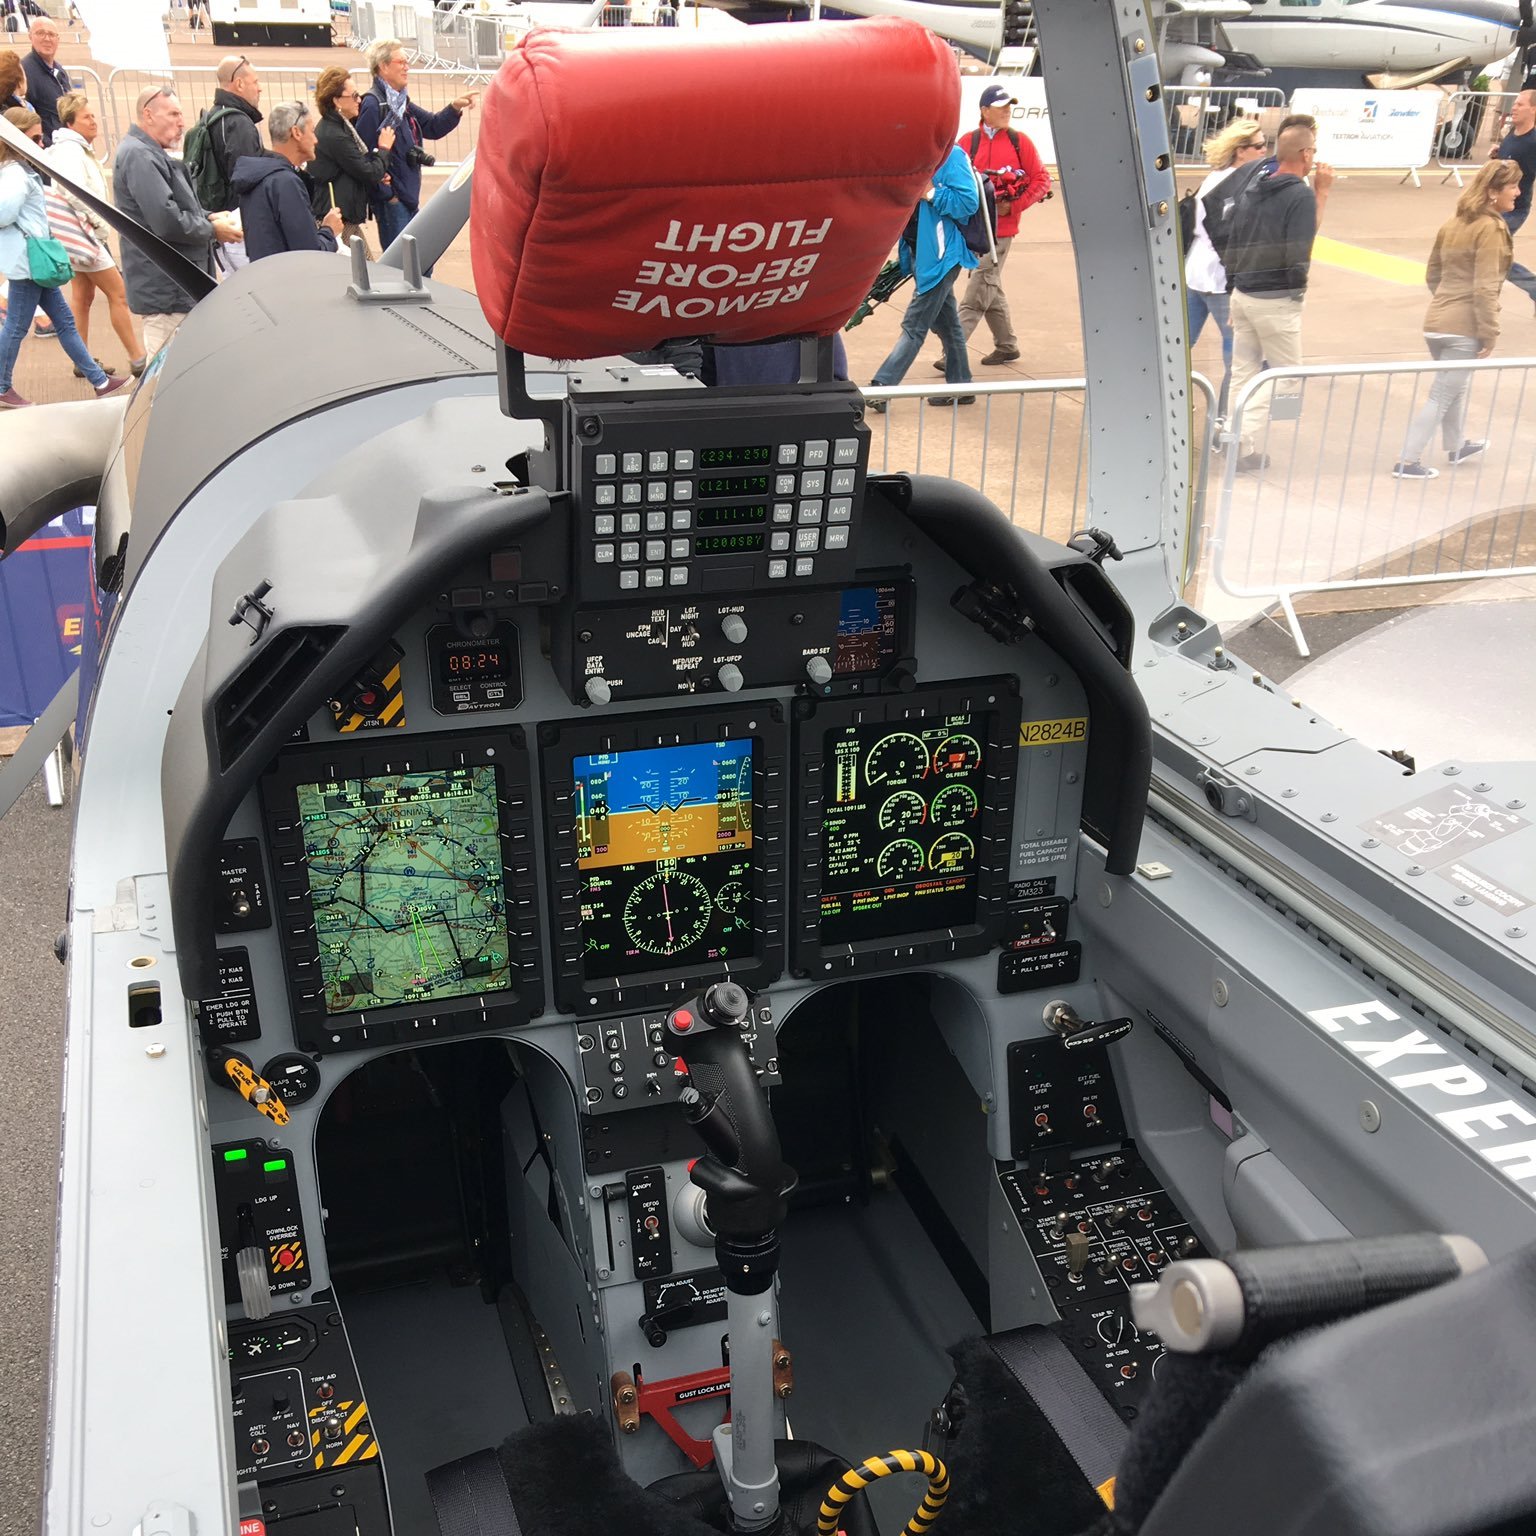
183,55,264,269
939,85,1052,371
112,86,240,359
1185,119,1269,421
867,142,979,410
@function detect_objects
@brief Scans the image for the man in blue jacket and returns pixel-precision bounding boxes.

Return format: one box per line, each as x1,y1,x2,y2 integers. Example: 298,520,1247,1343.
868,143,979,409
356,38,477,252
232,101,343,261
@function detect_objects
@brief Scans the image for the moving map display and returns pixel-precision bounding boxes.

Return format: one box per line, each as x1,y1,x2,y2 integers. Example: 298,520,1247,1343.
295,766,512,1012
572,740,755,978
818,714,990,943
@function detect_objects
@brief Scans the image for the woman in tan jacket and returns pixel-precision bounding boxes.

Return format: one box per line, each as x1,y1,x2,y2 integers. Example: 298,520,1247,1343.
1393,159,1520,480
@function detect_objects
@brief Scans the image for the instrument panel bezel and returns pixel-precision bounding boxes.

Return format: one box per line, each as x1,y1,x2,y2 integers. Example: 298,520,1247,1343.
257,728,543,1053
789,679,1022,977
539,702,787,1015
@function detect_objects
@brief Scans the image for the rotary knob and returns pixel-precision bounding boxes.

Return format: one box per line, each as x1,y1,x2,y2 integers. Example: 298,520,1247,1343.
584,676,612,706
721,613,748,644
717,663,744,693
805,655,833,687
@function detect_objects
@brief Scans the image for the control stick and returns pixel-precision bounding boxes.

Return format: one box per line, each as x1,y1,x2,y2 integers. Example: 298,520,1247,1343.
668,981,797,1533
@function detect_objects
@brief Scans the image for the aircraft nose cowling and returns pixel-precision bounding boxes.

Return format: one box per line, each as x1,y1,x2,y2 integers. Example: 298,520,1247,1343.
469,18,960,360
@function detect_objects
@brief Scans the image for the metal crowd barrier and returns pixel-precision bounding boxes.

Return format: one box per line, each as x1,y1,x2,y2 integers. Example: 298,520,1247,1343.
104,64,490,169
1208,358,1536,654
866,374,1217,555
1436,90,1518,183
1163,85,1287,169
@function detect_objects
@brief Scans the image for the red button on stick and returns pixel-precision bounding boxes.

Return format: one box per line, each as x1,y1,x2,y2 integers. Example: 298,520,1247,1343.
671,1009,694,1032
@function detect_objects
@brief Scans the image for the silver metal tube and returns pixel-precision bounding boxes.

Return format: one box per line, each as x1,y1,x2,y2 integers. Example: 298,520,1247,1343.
712,1288,781,1532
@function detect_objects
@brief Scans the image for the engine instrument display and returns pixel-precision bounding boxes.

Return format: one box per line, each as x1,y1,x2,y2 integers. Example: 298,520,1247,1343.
571,739,755,978
818,715,991,943
295,766,511,1011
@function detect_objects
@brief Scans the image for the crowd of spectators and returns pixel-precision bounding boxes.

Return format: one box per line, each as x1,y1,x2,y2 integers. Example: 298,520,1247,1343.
0,34,474,408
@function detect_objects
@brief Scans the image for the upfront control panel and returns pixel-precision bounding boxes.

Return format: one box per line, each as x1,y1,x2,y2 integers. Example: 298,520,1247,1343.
572,398,870,601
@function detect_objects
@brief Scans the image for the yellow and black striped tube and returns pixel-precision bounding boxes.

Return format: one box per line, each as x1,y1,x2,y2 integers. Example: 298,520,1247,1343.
817,1448,950,1536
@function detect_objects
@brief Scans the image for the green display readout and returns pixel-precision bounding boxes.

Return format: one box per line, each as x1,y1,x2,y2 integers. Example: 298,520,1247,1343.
697,444,771,468
696,503,767,528
295,765,512,1014
263,1159,288,1173
696,532,767,555
699,473,770,500
223,1148,249,1162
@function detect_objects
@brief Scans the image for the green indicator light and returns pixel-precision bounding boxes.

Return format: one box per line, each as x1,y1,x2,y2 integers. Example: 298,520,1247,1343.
223,1149,248,1162
263,1159,288,1173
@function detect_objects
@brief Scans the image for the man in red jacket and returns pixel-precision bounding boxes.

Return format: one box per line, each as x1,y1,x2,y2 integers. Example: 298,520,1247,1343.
941,84,1051,368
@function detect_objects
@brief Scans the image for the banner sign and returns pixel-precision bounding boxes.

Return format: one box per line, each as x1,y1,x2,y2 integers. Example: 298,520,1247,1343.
1288,88,1439,170
957,77,1056,166
0,508,93,730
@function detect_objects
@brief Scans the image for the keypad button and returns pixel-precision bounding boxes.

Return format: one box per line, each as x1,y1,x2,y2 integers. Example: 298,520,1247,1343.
770,530,791,552
648,450,669,473
594,483,617,507
797,500,824,524
595,453,617,477
803,440,830,467
775,473,797,496
672,480,693,501
828,498,853,523
795,527,821,553
670,537,690,559
793,556,816,576
621,513,642,535
799,470,826,496
673,448,695,471
833,437,860,466
777,443,799,466
594,514,616,536
622,452,644,475
830,469,857,495
646,510,667,532
772,502,795,524
644,567,664,588
668,566,688,585
647,481,668,503
671,508,693,530
645,539,667,561
768,559,789,579
620,541,640,562
824,526,850,551
594,542,616,563
618,569,640,590
622,482,643,505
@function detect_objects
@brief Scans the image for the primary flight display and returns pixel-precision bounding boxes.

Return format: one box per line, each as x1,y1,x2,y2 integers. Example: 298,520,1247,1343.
571,739,755,978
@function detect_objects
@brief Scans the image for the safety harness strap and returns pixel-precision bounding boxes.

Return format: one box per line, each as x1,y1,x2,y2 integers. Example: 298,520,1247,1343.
425,1446,523,1536
985,1325,1126,1504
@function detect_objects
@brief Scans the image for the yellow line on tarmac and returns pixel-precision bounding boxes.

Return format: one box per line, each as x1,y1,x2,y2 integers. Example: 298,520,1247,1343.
1312,235,1427,288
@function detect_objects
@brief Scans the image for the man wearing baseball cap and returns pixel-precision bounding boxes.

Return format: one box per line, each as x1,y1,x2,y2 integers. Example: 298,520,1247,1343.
938,82,1051,370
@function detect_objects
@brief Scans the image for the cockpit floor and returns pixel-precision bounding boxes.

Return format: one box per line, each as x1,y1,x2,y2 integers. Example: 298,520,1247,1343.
341,1277,529,1536
778,1187,983,1533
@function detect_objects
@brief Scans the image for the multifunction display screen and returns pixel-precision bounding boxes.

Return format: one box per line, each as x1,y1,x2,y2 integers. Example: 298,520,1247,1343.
295,766,511,1012
572,740,755,978
818,715,990,943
